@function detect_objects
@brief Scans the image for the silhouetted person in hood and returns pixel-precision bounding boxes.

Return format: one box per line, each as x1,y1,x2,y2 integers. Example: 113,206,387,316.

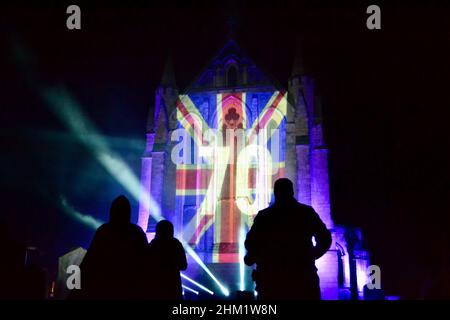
244,178,332,300
79,195,148,299
145,220,187,300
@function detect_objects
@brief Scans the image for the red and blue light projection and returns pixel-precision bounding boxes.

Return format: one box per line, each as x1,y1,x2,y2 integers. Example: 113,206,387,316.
174,91,287,263
136,39,371,298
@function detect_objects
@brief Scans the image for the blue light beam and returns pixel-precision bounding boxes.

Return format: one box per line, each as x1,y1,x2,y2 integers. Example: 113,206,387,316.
182,285,199,295
181,273,214,295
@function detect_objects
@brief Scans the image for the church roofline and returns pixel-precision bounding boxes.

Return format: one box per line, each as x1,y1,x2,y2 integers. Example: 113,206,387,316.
182,38,285,94
186,85,279,94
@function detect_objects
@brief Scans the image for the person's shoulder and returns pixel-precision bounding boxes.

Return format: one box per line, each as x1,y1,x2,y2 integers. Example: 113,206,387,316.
89,223,110,244
295,201,314,212
126,224,148,244
294,202,322,221
260,203,278,214
96,223,110,234
254,205,275,222
148,238,158,248
173,238,184,248
128,223,146,235
256,206,271,217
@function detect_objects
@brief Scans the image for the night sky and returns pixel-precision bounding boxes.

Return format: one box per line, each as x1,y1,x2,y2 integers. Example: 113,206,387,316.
2,1,449,298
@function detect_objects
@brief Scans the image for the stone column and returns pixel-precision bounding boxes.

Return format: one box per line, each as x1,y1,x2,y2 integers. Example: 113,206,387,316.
296,143,311,205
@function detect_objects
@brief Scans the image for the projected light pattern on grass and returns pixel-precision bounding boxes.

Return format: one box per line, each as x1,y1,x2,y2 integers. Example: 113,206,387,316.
173,91,287,263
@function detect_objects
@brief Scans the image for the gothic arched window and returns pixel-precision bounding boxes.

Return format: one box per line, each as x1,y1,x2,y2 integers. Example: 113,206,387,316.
227,65,238,87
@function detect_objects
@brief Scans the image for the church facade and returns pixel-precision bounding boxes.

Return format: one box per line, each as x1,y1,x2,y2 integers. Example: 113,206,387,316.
137,39,370,299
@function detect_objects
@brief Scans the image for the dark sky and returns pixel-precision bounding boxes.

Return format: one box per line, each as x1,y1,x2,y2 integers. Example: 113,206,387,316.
1,1,449,298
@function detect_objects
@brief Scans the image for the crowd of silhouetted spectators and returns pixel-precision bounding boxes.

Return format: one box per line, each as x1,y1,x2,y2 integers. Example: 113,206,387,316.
1,179,450,300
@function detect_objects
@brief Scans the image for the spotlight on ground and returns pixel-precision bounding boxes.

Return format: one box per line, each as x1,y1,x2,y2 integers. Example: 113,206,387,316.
183,245,230,296
181,273,214,295
182,285,199,295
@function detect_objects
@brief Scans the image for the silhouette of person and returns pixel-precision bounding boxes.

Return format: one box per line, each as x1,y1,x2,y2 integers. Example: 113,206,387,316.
244,178,332,300
78,195,148,299
144,220,187,300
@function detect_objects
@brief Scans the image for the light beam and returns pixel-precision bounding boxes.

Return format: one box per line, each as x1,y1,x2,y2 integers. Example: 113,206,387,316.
181,285,199,295
181,273,214,295
60,195,104,229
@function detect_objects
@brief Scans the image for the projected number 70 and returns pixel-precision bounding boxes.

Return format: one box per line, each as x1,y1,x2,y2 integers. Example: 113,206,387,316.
172,91,286,248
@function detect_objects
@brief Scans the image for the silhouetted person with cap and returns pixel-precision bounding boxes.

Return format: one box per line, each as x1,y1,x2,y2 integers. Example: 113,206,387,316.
144,220,187,300
79,195,148,299
244,178,332,300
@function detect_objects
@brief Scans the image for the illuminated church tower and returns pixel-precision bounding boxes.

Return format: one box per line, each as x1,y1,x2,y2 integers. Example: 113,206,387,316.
138,39,370,299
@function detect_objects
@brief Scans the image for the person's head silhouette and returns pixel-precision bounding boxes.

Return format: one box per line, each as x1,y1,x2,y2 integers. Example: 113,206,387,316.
155,220,174,239
273,178,295,203
109,195,131,225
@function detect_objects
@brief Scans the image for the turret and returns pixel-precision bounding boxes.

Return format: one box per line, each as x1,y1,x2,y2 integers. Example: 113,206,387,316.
152,55,178,146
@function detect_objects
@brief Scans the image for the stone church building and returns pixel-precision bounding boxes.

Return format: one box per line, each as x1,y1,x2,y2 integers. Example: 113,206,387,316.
137,38,370,299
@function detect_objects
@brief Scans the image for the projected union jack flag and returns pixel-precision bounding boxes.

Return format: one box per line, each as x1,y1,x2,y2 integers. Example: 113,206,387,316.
175,90,287,263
